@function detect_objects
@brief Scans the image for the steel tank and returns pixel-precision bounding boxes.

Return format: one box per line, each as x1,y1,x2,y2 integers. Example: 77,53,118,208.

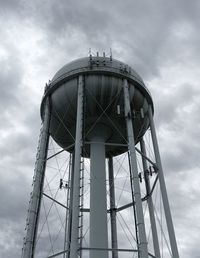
41,56,153,157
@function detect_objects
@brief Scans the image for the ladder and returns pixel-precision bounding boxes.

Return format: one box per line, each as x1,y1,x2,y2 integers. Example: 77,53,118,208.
128,152,140,256
64,153,73,258
21,127,43,257
78,158,84,257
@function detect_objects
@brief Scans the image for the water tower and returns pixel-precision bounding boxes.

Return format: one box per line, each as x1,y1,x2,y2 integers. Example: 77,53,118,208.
22,54,179,258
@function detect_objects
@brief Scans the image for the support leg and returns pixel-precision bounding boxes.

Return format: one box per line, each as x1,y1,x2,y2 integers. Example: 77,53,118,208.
64,153,74,258
69,76,84,258
140,138,161,258
90,136,108,258
22,98,50,258
148,105,179,258
108,157,118,258
123,79,148,258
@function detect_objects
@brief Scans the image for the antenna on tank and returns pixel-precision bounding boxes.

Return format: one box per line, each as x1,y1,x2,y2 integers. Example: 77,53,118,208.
110,48,113,61
89,48,92,60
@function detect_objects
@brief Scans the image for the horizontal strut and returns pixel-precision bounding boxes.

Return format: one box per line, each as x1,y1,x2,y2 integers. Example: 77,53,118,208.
135,147,157,168
84,141,128,147
43,193,68,209
116,195,146,212
47,143,75,160
81,247,155,257
46,250,69,258
46,248,155,258
81,247,138,252
43,193,90,213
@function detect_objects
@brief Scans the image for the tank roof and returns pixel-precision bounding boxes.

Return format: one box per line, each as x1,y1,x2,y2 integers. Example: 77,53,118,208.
51,56,145,86
41,56,153,118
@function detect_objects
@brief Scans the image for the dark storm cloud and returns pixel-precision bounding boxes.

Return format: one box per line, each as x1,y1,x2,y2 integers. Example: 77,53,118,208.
0,169,30,219
154,83,199,127
0,220,24,258
0,56,22,110
0,164,31,258
162,139,200,173
152,82,200,173
31,0,169,78
2,0,198,77
0,14,42,257
2,0,200,80
0,0,22,12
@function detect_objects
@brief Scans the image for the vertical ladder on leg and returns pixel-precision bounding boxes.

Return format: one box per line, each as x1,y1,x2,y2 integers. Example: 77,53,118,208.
78,158,84,257
64,153,73,258
22,127,43,256
128,151,140,255
69,75,84,258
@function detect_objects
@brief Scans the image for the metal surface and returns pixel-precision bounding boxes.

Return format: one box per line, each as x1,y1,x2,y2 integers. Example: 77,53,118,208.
69,76,84,258
44,57,151,100
22,98,50,258
148,105,179,258
63,153,73,258
66,153,75,258
90,135,108,258
140,139,161,258
123,79,148,258
108,157,118,258
41,56,153,157
43,193,68,210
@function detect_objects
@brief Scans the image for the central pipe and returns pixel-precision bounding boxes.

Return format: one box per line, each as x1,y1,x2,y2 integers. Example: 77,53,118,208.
90,133,108,258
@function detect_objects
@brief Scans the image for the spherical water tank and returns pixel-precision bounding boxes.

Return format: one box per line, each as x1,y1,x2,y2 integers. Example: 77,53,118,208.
41,56,153,157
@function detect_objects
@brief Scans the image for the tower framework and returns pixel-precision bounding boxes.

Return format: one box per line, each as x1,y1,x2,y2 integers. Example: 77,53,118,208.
22,55,179,258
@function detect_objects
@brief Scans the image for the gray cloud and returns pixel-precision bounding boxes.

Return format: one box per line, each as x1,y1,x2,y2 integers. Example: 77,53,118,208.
0,55,22,110
0,0,199,257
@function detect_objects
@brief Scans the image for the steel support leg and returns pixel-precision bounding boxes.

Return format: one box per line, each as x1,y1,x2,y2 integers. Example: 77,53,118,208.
148,105,179,258
66,153,75,258
69,76,84,258
123,79,148,258
63,153,74,258
90,136,108,258
22,98,50,258
63,154,71,258
140,139,161,258
108,157,118,258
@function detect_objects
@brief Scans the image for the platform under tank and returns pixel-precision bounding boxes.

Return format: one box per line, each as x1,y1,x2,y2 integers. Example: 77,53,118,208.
41,55,153,157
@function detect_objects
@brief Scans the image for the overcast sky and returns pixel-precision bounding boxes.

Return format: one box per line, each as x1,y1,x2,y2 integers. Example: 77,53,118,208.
0,0,200,257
